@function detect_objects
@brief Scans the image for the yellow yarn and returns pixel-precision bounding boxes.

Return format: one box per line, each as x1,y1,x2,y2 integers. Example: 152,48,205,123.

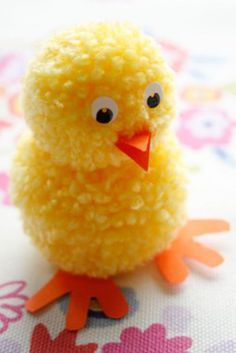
11,23,187,278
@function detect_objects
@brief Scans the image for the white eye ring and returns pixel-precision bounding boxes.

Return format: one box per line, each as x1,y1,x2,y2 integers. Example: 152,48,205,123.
91,97,118,124
144,82,163,108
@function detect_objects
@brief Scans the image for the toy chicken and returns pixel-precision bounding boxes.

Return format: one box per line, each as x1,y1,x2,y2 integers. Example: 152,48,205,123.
11,23,229,330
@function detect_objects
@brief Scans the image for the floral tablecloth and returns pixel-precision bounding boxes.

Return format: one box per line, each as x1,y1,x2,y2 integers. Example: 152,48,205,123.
0,36,236,353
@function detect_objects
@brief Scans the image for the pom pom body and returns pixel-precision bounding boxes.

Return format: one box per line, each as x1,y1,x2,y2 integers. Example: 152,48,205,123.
12,134,186,277
11,23,187,277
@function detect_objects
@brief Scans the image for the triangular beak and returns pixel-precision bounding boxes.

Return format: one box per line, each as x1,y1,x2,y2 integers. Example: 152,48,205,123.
115,130,151,171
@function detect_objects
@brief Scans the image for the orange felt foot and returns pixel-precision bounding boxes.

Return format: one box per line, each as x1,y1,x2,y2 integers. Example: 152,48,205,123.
155,219,230,284
26,271,129,331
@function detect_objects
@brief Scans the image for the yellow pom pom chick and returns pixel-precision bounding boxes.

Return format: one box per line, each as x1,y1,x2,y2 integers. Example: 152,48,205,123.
11,23,228,331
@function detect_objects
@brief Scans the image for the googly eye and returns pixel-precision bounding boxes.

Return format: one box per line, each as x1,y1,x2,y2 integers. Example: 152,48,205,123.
91,97,118,124
144,82,163,109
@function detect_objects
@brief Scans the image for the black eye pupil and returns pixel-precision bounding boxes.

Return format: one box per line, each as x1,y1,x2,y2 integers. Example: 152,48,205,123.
147,92,160,108
96,108,113,124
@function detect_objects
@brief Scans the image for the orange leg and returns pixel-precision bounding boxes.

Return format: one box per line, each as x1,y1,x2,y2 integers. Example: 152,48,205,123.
26,271,129,331
26,271,69,312
96,280,129,319
66,290,91,331
155,219,230,284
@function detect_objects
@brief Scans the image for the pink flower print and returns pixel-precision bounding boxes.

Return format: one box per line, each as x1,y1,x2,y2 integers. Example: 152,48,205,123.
177,107,236,149
30,324,98,353
0,120,11,130
160,41,188,73
0,54,25,84
102,324,192,353
0,172,11,206
0,281,28,334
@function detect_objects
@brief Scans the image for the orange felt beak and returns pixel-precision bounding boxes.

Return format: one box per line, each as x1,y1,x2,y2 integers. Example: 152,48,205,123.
115,130,151,171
